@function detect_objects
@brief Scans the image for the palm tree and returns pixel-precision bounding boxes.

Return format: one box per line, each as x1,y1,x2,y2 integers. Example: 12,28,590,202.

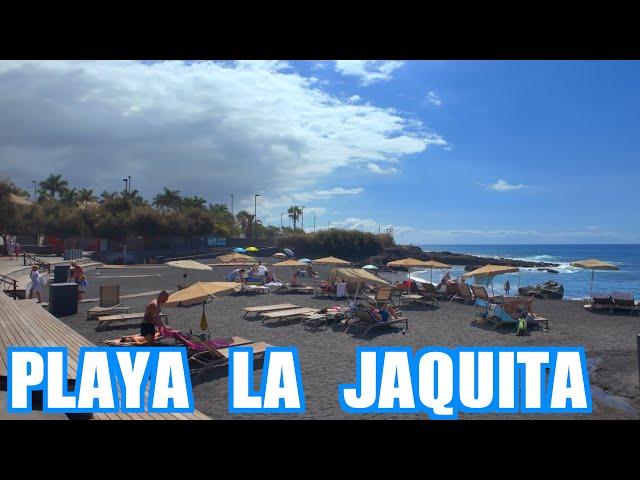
38,174,68,204
288,205,302,230
59,187,78,207
77,188,98,206
100,191,118,204
153,187,181,212
122,189,146,207
181,195,207,210
235,210,255,238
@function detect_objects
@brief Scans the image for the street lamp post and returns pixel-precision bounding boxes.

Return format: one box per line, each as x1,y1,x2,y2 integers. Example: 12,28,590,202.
122,178,128,193
230,194,234,237
128,176,132,194
254,194,260,239
32,181,37,201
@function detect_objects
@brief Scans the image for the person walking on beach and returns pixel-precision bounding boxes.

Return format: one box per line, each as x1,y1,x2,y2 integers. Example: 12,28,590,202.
28,265,43,303
14,242,21,261
504,280,511,297
69,261,86,301
141,290,169,344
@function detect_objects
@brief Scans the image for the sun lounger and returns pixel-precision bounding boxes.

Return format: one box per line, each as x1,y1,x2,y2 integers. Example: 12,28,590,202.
470,284,504,304
87,285,132,319
475,297,548,332
242,303,299,319
344,308,408,337
95,312,167,330
260,307,318,325
364,287,393,307
416,282,441,304
585,292,613,312
451,283,475,304
273,284,314,295
612,291,635,315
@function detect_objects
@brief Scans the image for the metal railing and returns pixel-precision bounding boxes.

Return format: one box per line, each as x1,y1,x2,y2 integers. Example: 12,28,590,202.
0,273,18,300
23,252,51,273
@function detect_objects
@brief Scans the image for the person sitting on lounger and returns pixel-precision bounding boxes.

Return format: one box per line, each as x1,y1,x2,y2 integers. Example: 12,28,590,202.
364,303,397,323
291,270,300,287
141,290,169,344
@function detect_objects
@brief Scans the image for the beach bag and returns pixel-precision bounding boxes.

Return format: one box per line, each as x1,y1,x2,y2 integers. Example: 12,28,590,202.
516,316,527,335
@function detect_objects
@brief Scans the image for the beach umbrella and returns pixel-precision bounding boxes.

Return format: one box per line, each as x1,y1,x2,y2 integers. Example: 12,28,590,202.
272,259,308,267
299,258,312,264
387,258,432,295
233,247,246,253
313,256,351,266
462,264,519,297
570,259,619,298
273,252,287,259
284,248,294,257
167,259,212,283
164,281,241,334
362,264,379,270
420,260,451,283
216,253,255,264
246,246,259,253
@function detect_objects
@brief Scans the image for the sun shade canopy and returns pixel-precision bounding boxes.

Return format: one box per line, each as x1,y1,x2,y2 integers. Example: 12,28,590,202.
313,256,351,266
165,282,240,307
327,268,389,287
166,260,212,271
245,247,259,252
216,253,256,264
272,259,308,267
570,259,619,270
386,258,432,268
421,260,451,269
462,264,519,279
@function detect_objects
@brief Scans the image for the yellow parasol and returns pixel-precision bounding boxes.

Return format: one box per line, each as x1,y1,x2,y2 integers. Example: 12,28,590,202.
387,258,433,295
312,256,351,266
166,260,213,271
164,281,240,333
570,259,619,298
421,260,451,283
462,264,520,296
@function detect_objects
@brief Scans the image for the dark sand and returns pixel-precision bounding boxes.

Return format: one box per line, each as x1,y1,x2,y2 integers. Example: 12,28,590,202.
56,258,640,420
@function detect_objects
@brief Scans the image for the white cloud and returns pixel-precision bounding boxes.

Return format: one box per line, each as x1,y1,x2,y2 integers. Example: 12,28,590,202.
427,91,442,106
0,60,440,209
487,179,526,191
334,61,405,86
414,228,621,244
323,217,413,237
347,95,361,103
312,62,328,70
367,163,398,175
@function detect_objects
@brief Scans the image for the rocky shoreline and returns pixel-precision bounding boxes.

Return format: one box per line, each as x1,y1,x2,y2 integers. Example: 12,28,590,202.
364,245,560,270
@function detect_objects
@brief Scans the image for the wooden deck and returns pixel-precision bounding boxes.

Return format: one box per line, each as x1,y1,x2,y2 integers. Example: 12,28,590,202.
0,294,210,420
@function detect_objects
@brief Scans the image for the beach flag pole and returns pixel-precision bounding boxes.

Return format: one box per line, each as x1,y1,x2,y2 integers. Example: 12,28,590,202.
590,268,595,298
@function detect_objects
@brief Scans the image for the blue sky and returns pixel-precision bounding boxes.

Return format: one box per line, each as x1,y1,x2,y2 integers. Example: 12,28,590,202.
1,60,638,244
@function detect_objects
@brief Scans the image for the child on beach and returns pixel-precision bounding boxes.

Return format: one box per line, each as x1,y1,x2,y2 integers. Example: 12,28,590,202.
28,265,43,303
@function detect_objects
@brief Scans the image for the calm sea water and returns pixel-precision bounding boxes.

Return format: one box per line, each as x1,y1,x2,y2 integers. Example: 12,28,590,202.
407,244,640,300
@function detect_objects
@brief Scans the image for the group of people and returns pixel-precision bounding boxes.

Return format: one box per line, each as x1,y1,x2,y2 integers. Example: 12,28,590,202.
228,261,273,286
28,260,87,303
5,239,21,260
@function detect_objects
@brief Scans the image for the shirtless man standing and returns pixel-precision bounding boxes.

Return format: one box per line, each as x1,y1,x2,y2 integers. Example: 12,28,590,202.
141,290,169,343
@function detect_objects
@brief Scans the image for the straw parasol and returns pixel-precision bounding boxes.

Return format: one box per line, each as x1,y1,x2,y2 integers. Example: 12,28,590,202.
166,260,212,271
164,281,240,333
272,259,308,267
216,252,255,264
387,258,432,295
313,256,351,266
570,259,619,298
462,264,520,296
421,260,451,283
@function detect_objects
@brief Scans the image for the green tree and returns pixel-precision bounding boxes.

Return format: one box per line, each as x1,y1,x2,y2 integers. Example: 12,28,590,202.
38,174,68,204
153,187,181,212
77,188,98,206
59,187,79,207
181,195,207,210
287,205,302,231
235,210,255,238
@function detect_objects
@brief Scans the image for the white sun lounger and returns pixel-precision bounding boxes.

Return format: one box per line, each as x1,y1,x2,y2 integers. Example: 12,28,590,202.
260,307,317,325
242,303,299,319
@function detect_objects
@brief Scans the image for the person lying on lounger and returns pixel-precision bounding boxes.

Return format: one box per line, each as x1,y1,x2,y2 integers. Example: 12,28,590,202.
364,303,399,323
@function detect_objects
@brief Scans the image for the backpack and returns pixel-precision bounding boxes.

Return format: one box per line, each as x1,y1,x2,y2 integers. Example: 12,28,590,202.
516,316,527,335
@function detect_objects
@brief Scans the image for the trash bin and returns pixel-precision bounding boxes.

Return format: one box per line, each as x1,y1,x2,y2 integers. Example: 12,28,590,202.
53,265,70,283
49,282,78,317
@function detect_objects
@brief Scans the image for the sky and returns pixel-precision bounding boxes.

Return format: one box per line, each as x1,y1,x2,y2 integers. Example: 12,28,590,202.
0,60,639,244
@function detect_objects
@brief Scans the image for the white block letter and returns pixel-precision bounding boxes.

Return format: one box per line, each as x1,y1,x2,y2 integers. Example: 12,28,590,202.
516,351,549,409
47,351,76,410
77,352,115,409
10,351,44,409
341,351,378,409
152,351,190,409
459,351,493,409
418,352,454,417
116,351,151,409
263,351,301,409
378,351,415,409
550,352,588,409
231,350,262,409
498,351,515,409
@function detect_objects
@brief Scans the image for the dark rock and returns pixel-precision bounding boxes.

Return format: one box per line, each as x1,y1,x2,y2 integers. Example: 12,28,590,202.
518,280,564,299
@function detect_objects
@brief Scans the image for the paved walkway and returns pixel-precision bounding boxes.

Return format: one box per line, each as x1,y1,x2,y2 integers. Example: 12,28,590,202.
0,256,102,290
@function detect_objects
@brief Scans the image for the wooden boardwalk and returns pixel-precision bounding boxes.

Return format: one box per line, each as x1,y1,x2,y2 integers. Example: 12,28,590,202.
0,294,210,420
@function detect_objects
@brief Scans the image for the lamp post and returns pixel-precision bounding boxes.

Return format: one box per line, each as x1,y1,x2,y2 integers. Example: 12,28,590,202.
230,194,234,237
254,194,260,239
122,178,128,193
32,180,37,201
128,176,132,194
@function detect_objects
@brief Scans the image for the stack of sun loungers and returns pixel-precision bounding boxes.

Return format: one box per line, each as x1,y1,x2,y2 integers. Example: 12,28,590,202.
344,307,408,338
584,291,637,314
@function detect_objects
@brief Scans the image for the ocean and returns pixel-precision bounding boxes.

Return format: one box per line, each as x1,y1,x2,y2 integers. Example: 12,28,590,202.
410,244,640,300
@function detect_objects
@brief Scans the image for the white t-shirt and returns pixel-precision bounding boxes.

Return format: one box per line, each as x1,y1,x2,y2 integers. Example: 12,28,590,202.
257,265,268,276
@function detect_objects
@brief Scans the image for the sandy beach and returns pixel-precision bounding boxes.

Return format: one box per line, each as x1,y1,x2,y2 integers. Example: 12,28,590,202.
54,257,640,420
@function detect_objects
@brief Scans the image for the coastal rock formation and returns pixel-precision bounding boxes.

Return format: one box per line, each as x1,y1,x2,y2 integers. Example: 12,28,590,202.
364,245,560,270
518,281,564,300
